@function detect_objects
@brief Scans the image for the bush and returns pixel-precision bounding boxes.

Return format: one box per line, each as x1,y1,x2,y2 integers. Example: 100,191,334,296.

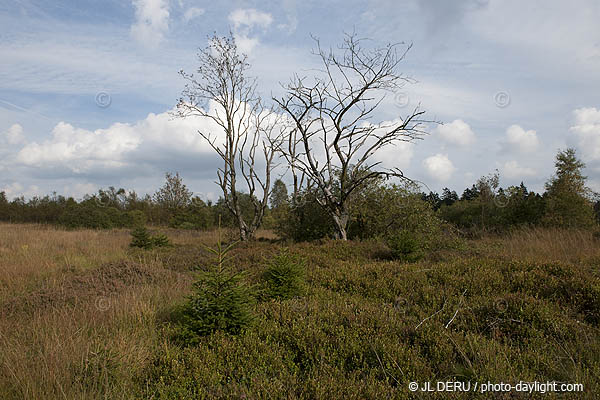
169,209,212,230
151,233,171,248
173,233,254,343
262,249,306,300
349,182,461,253
125,210,147,228
130,227,154,249
385,230,423,262
276,189,335,241
129,227,171,249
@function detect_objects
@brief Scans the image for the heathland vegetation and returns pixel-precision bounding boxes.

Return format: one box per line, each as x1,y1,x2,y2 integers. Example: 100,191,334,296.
0,147,599,399
1,33,599,398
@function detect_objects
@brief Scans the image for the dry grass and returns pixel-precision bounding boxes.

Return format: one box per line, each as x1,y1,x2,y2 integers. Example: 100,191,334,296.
0,223,197,399
476,226,600,264
1,223,598,399
0,223,130,297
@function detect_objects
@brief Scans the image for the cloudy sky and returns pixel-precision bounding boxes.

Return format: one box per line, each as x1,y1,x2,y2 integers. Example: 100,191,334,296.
1,0,599,201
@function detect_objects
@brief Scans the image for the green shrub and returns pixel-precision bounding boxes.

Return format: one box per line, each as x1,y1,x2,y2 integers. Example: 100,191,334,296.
130,226,154,249
276,190,335,241
263,249,306,300
151,233,171,248
125,210,147,228
385,230,423,262
169,209,212,230
174,231,254,343
130,227,171,249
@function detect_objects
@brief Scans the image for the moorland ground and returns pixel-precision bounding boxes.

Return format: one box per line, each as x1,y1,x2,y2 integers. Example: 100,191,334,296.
0,223,599,399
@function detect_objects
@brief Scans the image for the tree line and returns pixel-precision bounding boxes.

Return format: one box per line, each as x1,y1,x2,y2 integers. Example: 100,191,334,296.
1,148,598,238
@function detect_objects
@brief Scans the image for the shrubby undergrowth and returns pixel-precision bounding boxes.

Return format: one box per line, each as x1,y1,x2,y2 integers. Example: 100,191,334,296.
129,226,171,250
262,248,306,300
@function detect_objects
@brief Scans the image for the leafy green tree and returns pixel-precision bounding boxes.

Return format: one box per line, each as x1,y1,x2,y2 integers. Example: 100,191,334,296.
502,183,544,227
270,179,289,210
348,181,451,249
268,179,290,230
543,148,595,228
276,187,335,241
154,172,192,211
475,170,500,231
461,185,480,201
0,191,8,220
441,188,459,207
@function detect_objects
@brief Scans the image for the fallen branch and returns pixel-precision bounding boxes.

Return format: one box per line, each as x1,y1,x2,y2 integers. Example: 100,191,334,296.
415,299,447,330
445,289,468,329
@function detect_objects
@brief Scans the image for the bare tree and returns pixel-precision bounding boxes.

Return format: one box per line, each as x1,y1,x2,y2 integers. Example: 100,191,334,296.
176,33,281,241
274,33,428,240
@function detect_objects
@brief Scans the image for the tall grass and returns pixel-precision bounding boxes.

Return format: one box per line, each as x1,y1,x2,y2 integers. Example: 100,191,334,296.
0,223,598,399
477,226,600,263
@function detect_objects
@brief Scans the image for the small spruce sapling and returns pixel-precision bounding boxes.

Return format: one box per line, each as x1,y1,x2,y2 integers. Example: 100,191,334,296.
177,219,254,342
262,248,306,300
130,226,154,249
129,226,171,249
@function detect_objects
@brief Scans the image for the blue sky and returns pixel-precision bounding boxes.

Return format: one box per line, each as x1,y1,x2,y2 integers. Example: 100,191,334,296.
1,0,599,201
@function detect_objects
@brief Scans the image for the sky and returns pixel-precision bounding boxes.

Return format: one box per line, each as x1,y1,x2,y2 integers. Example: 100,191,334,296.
1,0,599,201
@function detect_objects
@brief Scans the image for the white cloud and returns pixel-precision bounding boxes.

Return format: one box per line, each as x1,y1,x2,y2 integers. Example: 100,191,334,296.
502,160,536,179
63,183,99,199
423,153,456,182
570,107,600,163
1,182,41,199
228,8,273,54
0,36,182,97
17,121,141,172
505,125,539,153
183,7,204,22
229,8,273,30
467,0,600,74
277,0,299,34
356,118,417,171
130,0,170,48
3,123,25,145
13,106,225,176
435,119,475,146
375,141,415,171
9,102,279,181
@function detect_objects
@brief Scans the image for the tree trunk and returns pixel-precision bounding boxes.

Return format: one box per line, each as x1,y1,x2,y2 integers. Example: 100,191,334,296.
332,210,349,240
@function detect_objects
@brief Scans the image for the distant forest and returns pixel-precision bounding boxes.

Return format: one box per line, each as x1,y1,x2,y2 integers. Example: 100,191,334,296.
1,148,598,240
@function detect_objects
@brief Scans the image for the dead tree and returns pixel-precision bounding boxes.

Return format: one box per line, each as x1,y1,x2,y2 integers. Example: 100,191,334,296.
275,33,428,240
176,33,281,241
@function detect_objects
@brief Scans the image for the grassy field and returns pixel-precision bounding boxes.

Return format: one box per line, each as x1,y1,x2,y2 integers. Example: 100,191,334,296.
0,223,599,399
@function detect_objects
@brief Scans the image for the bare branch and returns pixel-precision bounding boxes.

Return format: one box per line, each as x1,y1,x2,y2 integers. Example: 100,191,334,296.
275,33,430,239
